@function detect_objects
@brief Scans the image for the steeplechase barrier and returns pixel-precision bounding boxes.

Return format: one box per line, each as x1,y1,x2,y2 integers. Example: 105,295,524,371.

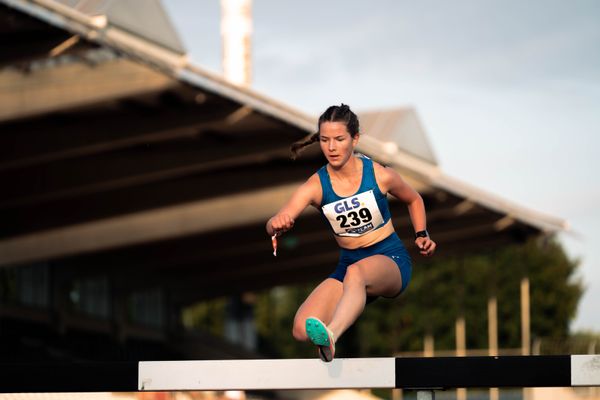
1,355,598,394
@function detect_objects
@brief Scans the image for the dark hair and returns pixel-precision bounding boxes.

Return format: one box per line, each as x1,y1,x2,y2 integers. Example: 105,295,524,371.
290,103,359,160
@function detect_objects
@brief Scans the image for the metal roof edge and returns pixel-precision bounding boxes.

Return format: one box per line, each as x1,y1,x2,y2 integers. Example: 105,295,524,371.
2,0,188,71
356,135,441,182
434,173,568,234
2,0,106,30
357,135,567,234
177,65,316,133
358,107,440,166
2,0,317,133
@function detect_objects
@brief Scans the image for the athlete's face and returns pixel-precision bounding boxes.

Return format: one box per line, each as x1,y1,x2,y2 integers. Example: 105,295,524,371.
319,122,359,168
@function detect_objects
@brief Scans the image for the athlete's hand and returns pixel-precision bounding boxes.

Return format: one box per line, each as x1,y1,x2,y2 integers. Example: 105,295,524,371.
415,236,436,257
268,213,295,236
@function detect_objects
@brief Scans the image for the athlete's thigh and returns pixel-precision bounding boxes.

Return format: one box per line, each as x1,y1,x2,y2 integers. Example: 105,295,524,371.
351,255,403,298
294,278,343,325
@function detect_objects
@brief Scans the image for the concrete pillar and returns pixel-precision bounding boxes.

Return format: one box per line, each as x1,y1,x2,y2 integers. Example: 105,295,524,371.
488,295,499,400
392,388,403,400
521,276,531,400
424,333,435,357
456,315,466,400
521,277,531,355
221,0,252,87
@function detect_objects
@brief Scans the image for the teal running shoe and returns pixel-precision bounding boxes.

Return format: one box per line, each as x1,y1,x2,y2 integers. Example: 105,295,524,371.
305,317,336,362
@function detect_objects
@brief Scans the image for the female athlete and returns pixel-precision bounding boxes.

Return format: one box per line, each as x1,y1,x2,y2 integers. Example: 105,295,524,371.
266,104,436,362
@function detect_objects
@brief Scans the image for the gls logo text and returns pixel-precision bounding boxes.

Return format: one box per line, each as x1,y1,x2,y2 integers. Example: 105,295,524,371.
334,198,360,214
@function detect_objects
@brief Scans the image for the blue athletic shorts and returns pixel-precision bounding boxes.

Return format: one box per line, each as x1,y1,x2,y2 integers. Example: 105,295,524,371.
329,232,412,300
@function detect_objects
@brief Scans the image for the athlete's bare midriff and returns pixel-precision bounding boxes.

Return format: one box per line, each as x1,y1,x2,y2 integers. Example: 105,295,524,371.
333,219,396,250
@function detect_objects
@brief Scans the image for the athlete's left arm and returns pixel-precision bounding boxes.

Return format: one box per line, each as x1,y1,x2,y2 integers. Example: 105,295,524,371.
375,163,436,257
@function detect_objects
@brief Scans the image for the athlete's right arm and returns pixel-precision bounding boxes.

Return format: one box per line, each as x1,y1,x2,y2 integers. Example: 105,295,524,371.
266,174,321,236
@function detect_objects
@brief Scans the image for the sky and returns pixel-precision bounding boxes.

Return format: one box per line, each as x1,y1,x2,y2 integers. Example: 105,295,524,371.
163,0,600,331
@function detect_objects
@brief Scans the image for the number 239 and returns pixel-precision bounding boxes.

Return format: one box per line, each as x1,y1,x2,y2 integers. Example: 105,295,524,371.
336,208,372,228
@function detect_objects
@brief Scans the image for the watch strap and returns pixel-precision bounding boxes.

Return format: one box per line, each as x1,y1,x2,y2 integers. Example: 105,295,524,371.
415,230,429,239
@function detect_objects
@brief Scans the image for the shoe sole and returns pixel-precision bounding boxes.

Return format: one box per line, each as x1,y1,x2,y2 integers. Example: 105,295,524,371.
318,345,334,362
305,317,330,347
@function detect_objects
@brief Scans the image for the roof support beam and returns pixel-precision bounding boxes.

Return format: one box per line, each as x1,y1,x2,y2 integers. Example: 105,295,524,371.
0,182,303,267
0,145,292,208
48,34,79,57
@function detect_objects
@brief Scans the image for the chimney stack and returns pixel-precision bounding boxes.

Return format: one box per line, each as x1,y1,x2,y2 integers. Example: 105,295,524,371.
221,0,252,87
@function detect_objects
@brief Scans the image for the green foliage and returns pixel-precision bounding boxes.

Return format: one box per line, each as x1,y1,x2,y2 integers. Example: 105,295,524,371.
539,330,600,355
0,267,17,303
182,297,227,337
361,237,583,354
254,284,316,358
571,330,600,343
495,238,583,347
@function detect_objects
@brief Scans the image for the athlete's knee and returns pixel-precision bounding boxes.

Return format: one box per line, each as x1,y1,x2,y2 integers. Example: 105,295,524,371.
343,264,366,287
292,316,309,341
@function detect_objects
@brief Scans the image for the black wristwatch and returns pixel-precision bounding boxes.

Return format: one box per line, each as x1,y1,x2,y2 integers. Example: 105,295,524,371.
415,230,429,239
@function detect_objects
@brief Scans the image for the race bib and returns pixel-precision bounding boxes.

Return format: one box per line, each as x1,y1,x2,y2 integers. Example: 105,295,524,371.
322,190,384,237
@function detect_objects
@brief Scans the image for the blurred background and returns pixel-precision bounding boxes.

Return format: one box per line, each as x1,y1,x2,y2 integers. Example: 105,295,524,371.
0,1,598,399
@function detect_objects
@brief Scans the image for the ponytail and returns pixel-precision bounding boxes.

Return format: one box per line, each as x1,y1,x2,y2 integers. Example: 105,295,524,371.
290,132,319,160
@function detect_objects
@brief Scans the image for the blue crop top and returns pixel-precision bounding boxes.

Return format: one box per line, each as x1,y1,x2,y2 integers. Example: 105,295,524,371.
317,156,392,237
